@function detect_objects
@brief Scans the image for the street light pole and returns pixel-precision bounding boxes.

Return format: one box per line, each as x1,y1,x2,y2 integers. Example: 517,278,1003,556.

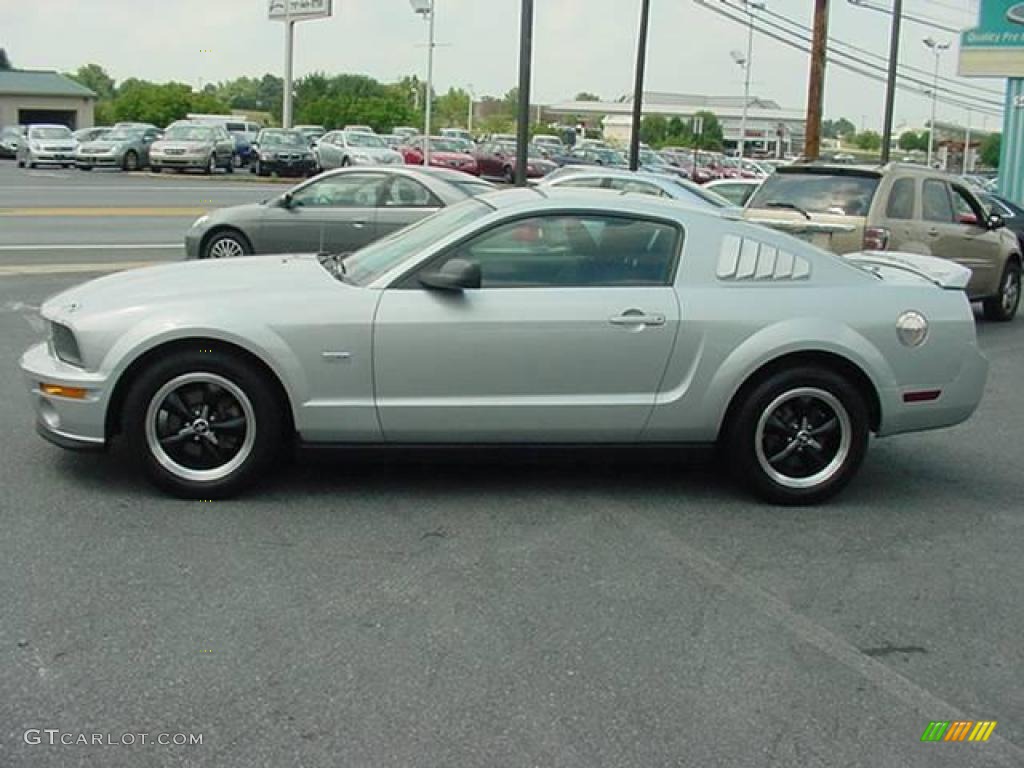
467,84,474,133
410,0,435,165
737,1,763,159
923,36,949,168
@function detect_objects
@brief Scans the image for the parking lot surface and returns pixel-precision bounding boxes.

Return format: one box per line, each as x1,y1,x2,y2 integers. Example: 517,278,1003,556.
1,161,1023,767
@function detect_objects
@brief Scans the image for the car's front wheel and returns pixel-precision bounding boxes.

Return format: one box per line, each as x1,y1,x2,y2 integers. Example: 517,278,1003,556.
982,259,1021,322
122,350,287,498
123,150,139,171
724,366,869,505
204,154,217,175
201,229,252,259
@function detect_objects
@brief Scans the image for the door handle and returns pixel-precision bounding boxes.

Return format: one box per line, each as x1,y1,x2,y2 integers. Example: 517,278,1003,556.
927,227,939,237
352,220,367,229
609,312,665,327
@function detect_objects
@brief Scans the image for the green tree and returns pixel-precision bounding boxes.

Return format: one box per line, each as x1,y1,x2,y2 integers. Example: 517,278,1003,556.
852,130,882,151
833,117,856,138
292,73,416,133
434,87,470,128
980,132,1001,167
897,131,921,152
639,115,668,146
692,110,724,150
66,63,116,101
574,91,600,102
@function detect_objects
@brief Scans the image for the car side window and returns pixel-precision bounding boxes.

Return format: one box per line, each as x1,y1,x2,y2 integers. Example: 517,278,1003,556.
384,177,439,208
922,179,954,222
428,214,681,288
885,178,915,220
951,185,984,225
290,174,385,208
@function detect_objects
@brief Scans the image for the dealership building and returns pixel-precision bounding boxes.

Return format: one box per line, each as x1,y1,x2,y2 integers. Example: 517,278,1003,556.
547,91,806,157
0,69,96,130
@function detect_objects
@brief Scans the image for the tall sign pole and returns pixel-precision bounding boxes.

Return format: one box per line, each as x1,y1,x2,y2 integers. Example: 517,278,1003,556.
879,0,902,164
283,1,294,128
514,0,534,186
628,0,652,171
804,0,829,160
269,0,333,129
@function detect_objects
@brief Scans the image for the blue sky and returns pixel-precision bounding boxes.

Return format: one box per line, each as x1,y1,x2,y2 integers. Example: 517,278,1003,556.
4,0,1005,132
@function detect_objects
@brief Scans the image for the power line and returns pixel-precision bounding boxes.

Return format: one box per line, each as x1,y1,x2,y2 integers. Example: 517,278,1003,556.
748,1,1003,99
846,0,962,34
693,0,1003,118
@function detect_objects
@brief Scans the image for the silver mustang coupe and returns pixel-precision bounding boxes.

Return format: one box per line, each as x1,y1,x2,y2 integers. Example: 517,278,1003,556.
21,188,988,504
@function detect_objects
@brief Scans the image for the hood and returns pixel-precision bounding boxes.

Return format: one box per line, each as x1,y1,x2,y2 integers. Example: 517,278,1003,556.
153,139,212,150
429,151,474,162
842,250,972,290
80,139,131,150
42,254,333,324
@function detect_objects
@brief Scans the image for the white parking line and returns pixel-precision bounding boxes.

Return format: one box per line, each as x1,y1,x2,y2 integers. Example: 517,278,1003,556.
0,244,180,251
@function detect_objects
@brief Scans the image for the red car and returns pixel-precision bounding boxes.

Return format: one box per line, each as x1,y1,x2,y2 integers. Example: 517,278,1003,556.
401,136,480,175
474,140,557,182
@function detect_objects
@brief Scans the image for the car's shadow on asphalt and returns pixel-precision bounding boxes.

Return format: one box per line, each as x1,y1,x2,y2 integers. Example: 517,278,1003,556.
51,434,1022,512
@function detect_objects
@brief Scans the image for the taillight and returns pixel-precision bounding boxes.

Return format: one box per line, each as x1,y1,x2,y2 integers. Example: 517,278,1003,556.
863,226,890,251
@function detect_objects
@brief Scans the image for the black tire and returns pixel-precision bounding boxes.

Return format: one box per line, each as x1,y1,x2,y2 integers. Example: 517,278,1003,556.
982,259,1021,322
724,366,870,505
151,166,162,173
256,160,269,177
341,156,351,167
123,150,139,172
79,165,92,171
503,165,514,184
122,349,287,499
201,229,252,260
203,154,216,175
225,156,234,174
16,158,24,168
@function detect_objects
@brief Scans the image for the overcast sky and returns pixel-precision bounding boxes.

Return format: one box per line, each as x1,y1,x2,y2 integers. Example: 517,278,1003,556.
5,0,1005,133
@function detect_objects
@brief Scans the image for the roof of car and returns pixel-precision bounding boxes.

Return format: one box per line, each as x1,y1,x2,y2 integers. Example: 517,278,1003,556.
476,185,741,221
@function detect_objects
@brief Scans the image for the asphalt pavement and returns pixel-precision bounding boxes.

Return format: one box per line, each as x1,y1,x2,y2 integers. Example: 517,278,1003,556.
1,159,1023,767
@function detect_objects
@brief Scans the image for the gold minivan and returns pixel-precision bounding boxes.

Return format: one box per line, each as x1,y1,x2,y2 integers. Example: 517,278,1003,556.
745,163,1021,321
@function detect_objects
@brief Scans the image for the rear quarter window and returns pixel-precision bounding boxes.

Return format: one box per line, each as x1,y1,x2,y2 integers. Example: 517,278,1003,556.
885,177,916,219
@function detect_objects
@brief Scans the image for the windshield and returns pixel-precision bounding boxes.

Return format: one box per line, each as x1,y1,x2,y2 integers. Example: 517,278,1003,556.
31,127,72,140
345,132,385,148
429,138,464,153
748,172,880,216
663,177,734,208
163,126,214,141
342,199,490,285
639,150,665,165
261,131,307,147
104,129,144,141
595,149,626,165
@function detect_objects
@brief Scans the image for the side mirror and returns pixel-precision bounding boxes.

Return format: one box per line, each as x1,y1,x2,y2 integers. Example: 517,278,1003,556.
279,192,293,209
419,258,481,291
987,213,1005,230
957,213,978,226
251,142,259,149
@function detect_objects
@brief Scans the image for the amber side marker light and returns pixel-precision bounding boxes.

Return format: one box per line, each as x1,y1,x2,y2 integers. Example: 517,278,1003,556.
40,383,88,399
903,389,941,403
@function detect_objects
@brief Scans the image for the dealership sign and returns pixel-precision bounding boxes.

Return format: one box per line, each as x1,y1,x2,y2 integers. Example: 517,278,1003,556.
959,0,1024,76
268,0,333,22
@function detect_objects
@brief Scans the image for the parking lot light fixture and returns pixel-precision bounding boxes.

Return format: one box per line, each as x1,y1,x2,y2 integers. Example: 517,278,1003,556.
411,0,435,165
734,0,765,159
923,36,950,168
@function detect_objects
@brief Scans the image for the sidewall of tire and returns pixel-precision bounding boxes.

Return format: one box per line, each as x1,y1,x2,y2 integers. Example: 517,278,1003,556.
725,366,870,505
983,260,1021,322
122,350,286,498
202,230,251,259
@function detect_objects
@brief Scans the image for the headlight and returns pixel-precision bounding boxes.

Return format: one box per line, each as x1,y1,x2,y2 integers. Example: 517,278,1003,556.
192,215,210,229
50,322,83,366
896,311,928,347
260,151,274,160
30,142,42,151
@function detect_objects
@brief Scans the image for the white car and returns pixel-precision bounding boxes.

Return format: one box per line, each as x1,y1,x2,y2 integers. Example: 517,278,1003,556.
314,130,405,170
16,124,76,168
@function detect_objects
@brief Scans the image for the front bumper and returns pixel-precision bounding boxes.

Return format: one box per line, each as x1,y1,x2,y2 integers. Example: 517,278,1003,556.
184,229,203,259
151,153,208,168
258,157,316,175
29,150,75,163
75,153,122,167
20,342,110,451
877,344,989,437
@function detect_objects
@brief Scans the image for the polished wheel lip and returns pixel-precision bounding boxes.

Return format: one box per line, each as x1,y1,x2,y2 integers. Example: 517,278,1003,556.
144,372,256,483
754,386,852,491
208,236,245,259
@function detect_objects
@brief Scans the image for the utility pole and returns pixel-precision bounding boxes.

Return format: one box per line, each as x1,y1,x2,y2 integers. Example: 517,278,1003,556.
804,0,829,160
514,0,534,186
629,0,652,171
879,0,902,164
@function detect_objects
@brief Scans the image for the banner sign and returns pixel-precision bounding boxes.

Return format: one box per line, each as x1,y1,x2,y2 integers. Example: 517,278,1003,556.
960,0,1024,76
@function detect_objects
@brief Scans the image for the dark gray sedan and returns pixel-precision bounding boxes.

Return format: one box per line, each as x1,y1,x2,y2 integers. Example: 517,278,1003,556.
184,167,494,260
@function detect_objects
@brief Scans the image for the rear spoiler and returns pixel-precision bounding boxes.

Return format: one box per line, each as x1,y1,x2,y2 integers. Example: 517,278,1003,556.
745,217,856,236
843,250,972,290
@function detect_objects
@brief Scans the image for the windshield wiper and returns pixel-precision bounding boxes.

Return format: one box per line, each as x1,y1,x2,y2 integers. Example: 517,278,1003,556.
765,201,811,220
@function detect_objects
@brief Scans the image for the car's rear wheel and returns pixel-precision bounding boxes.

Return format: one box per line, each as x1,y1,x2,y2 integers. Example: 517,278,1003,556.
982,260,1021,322
503,165,514,184
725,366,869,505
204,154,216,175
151,165,162,173
123,350,287,498
255,159,269,177
202,229,251,259
79,165,92,171
232,153,242,169
123,150,138,171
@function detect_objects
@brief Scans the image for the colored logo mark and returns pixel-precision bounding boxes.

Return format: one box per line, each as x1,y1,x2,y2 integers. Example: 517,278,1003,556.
921,720,997,742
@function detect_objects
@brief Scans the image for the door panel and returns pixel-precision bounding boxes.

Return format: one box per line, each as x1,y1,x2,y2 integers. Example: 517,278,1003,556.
373,287,680,442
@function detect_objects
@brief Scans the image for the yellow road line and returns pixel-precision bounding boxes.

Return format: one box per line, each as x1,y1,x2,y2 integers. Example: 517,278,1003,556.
0,207,210,217
0,261,169,276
